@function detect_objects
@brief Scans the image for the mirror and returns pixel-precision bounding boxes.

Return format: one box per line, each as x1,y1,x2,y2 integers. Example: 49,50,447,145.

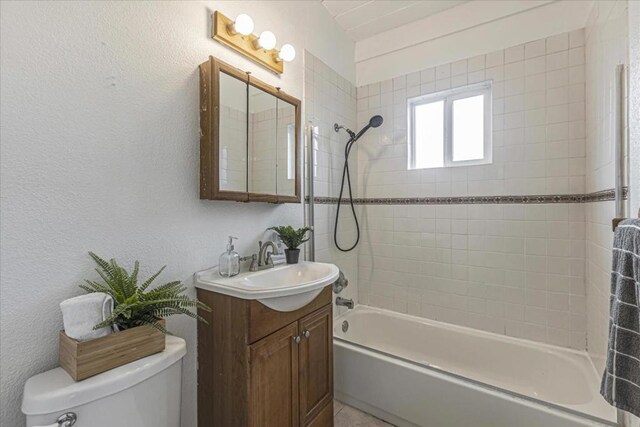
276,99,297,198
248,84,278,195
199,56,301,203
218,72,248,193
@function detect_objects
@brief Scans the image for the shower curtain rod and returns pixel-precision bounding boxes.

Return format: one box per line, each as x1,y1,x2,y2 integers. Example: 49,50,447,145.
612,64,630,232
305,122,315,261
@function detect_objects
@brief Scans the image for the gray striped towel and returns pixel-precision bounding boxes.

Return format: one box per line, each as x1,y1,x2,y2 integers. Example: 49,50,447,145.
601,218,640,417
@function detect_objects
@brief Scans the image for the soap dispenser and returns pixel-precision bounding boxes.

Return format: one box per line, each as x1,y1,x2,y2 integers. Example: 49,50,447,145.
219,236,240,277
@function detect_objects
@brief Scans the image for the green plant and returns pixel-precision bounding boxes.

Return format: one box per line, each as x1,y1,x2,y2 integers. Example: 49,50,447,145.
268,225,312,250
80,252,211,333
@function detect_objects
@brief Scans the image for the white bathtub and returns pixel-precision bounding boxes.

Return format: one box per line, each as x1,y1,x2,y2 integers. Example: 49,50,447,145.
333,306,616,427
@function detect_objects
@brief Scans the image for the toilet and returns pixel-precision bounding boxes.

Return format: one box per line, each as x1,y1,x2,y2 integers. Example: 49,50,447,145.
22,336,186,427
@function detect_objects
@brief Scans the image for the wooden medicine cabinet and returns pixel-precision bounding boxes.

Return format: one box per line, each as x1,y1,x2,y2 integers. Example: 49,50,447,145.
199,56,301,203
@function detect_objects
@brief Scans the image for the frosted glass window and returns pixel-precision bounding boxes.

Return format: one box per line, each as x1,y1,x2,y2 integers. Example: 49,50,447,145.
452,95,484,162
414,101,444,169
408,81,492,169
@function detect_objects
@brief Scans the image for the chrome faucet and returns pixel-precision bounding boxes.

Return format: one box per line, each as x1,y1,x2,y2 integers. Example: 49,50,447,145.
258,240,277,268
336,297,354,309
240,240,278,272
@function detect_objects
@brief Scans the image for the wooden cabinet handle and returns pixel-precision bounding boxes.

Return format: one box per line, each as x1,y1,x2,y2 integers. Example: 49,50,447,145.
293,335,301,344
302,330,310,338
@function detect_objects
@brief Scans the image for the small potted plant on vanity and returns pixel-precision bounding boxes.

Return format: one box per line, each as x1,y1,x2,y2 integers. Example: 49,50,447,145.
268,226,312,264
59,252,211,381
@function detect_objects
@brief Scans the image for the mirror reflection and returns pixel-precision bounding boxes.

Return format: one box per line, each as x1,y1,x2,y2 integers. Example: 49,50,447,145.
276,99,296,197
218,72,247,192
248,85,277,195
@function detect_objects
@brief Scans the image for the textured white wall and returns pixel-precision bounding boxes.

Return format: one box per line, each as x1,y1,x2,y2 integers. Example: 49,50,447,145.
0,2,354,426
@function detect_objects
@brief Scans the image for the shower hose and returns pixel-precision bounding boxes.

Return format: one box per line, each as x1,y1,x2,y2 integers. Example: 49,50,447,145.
334,136,359,252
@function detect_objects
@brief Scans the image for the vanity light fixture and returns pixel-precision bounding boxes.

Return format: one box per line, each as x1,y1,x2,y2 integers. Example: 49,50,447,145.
227,14,254,36
256,30,277,50
212,11,294,74
276,44,296,63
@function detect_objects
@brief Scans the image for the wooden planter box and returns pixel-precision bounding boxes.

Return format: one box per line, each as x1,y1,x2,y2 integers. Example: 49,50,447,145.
59,319,166,381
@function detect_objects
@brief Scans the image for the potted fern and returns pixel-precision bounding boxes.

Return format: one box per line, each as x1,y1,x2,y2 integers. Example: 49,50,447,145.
59,252,211,381
268,226,311,264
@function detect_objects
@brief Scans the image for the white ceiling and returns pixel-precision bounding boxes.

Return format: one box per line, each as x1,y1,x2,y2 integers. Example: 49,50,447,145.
321,0,470,41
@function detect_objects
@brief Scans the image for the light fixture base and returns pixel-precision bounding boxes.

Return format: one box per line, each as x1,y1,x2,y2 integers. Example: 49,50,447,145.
212,11,283,74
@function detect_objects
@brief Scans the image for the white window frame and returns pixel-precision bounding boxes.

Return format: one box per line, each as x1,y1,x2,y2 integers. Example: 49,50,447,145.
408,80,493,170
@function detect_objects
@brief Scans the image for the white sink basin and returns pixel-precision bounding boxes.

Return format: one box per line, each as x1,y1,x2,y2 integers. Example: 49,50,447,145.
195,261,339,312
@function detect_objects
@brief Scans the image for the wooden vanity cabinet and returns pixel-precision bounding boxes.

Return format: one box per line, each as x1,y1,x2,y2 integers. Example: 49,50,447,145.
299,306,333,425
197,287,333,427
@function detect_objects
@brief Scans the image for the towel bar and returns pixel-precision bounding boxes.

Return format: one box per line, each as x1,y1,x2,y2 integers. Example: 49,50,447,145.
612,208,640,231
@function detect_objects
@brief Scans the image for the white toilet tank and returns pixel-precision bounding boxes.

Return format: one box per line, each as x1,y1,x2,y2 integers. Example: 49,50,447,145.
22,336,186,427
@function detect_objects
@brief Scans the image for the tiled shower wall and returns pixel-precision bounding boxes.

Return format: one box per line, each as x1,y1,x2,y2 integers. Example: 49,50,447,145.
304,52,359,316
355,30,589,349
356,30,587,199
584,0,628,373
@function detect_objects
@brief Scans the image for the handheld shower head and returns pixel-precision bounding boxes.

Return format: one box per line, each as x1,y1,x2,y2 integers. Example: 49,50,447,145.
335,115,383,142
369,115,383,128
354,115,384,140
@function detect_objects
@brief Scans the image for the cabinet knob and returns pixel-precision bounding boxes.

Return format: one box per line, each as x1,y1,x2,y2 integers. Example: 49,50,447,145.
303,330,310,338
293,335,301,344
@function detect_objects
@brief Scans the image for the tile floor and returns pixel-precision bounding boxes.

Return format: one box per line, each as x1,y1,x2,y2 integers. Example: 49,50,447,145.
333,400,395,426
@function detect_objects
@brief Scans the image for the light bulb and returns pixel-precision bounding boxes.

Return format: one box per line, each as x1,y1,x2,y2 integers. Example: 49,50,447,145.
278,44,296,62
233,14,254,36
257,30,277,50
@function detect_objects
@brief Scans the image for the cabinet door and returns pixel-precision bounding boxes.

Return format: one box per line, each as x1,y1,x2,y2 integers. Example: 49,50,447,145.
299,305,333,425
249,322,300,427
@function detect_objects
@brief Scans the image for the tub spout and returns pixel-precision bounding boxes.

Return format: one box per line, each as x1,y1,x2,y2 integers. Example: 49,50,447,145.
336,297,354,309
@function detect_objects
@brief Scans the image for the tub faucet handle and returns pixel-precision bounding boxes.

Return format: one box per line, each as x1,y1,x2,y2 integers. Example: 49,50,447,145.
333,271,349,294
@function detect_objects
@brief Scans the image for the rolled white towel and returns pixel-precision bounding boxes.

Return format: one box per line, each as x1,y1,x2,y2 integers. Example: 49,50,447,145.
271,254,287,266
60,293,114,342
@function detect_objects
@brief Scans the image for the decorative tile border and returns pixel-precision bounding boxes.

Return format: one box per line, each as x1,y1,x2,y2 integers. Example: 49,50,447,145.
582,188,627,203
308,187,627,206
